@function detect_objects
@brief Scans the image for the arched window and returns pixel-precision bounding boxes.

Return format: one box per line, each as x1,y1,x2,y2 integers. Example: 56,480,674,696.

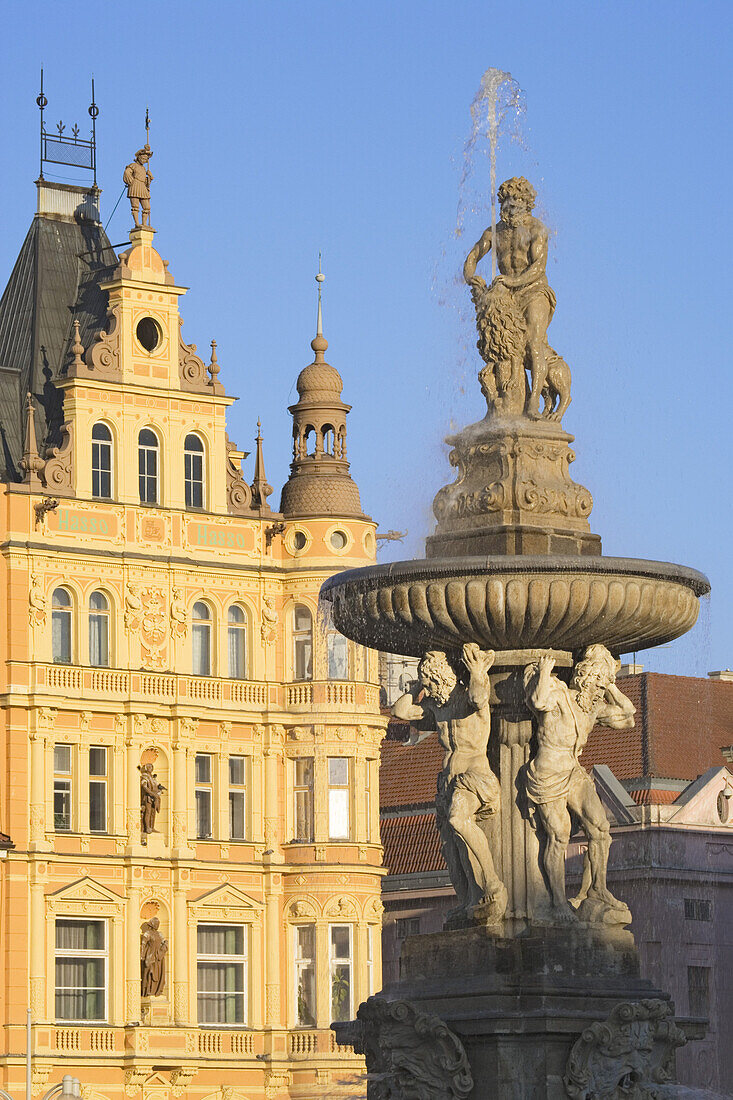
292,605,313,682
139,428,159,504
322,424,335,455
91,423,112,499
228,605,247,680
184,434,205,509
324,604,349,680
52,588,72,664
192,601,212,676
88,591,110,668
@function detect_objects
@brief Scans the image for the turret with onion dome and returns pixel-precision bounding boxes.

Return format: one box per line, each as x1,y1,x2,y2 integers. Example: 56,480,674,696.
280,264,366,518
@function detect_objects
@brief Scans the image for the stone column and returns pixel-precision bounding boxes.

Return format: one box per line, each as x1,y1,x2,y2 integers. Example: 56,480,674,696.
125,732,140,848
171,740,192,856
126,885,141,1024
29,729,48,851
264,882,283,1028
173,879,189,1025
29,872,45,1020
488,650,572,928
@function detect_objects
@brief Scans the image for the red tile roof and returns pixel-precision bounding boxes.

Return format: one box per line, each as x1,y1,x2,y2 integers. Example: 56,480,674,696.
629,789,680,805
380,732,444,808
380,812,445,876
580,673,733,782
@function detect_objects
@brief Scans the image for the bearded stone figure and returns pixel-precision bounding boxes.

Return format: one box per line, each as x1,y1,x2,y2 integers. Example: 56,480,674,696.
393,643,506,923
463,175,572,422
523,644,636,924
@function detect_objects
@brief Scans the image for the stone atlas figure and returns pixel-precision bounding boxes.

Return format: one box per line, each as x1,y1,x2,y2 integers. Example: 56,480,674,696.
463,175,571,421
393,643,507,922
140,916,168,997
139,762,165,840
523,645,636,923
123,144,154,228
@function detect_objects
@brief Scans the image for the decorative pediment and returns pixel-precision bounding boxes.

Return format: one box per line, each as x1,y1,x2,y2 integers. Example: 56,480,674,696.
285,896,319,920
189,883,263,920
324,894,357,919
46,876,125,916
667,766,733,826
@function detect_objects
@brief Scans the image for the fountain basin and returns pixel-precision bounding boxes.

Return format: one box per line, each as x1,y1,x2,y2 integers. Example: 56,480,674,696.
320,554,710,657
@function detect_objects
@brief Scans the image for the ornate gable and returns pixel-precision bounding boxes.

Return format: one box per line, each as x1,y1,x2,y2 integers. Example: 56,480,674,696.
46,876,125,916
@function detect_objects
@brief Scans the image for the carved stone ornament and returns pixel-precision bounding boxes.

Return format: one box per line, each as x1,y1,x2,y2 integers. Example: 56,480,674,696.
28,575,47,626
334,996,473,1100
80,306,122,380
564,999,687,1100
178,320,209,392
225,434,253,514
42,422,73,492
169,588,187,639
261,595,279,643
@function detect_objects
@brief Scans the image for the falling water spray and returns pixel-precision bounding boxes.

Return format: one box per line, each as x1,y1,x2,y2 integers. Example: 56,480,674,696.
464,69,525,279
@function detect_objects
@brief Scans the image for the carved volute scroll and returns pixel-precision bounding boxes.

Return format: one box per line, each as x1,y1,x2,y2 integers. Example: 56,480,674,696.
333,996,473,1100
225,435,253,514
178,319,209,392
42,422,73,493
564,1000,686,1100
78,306,122,380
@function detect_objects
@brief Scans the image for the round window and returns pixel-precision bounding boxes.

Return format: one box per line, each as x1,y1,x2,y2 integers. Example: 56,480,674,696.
136,317,161,352
293,531,307,551
717,789,731,824
330,530,348,550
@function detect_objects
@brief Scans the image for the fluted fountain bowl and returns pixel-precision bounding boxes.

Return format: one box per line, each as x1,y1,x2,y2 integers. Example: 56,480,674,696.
320,555,710,658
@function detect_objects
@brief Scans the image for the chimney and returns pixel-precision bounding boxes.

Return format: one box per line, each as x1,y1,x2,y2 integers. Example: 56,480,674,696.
708,670,733,682
618,663,644,676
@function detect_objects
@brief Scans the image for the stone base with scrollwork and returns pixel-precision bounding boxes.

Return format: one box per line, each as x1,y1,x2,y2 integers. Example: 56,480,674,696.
427,419,601,559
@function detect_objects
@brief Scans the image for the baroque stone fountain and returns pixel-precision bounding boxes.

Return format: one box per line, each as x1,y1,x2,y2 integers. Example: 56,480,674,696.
322,175,710,1099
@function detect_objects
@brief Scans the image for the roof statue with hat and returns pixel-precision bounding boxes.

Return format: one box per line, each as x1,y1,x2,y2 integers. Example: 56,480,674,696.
123,110,154,228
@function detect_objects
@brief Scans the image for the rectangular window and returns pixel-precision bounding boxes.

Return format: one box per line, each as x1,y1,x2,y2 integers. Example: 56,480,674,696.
684,898,712,922
364,760,372,842
197,924,246,1024
292,758,314,842
328,757,350,840
55,918,106,1021
329,924,352,1024
229,756,246,841
91,443,111,500
54,744,72,831
195,754,213,839
687,965,710,1017
294,925,316,1027
396,916,421,939
138,445,158,504
89,746,107,833
327,631,349,680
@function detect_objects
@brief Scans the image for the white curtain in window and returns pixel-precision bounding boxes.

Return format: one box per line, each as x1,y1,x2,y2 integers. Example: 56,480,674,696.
193,624,211,676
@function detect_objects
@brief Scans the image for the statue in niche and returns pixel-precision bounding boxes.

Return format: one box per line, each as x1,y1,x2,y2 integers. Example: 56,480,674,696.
139,763,166,840
140,917,168,997
393,644,507,923
123,145,154,229
463,176,571,422
523,645,636,924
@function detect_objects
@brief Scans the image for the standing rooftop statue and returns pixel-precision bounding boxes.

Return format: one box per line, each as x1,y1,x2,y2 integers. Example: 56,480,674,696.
123,112,154,229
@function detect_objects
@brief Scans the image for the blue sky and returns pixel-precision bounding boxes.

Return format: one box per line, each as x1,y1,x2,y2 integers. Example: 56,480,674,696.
1,0,731,675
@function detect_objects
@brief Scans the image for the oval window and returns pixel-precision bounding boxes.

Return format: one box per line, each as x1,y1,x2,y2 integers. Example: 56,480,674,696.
136,317,161,352
330,530,347,550
293,531,307,551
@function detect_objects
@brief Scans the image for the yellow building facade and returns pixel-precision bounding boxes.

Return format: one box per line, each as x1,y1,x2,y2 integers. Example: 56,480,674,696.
0,171,386,1100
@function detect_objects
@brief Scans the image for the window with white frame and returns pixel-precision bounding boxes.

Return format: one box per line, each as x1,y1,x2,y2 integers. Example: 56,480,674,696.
197,924,246,1024
324,604,349,680
292,758,314,842
364,759,372,842
138,428,159,505
195,753,213,838
329,924,352,1023
293,925,316,1027
89,746,108,833
228,756,246,841
91,423,112,500
227,605,247,679
54,744,72,831
328,757,350,839
55,918,106,1021
88,591,110,668
292,605,313,681
184,433,205,509
192,601,212,676
52,588,72,664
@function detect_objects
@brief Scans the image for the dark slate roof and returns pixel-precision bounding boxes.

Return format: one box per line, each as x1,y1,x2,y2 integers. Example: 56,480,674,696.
0,189,117,472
